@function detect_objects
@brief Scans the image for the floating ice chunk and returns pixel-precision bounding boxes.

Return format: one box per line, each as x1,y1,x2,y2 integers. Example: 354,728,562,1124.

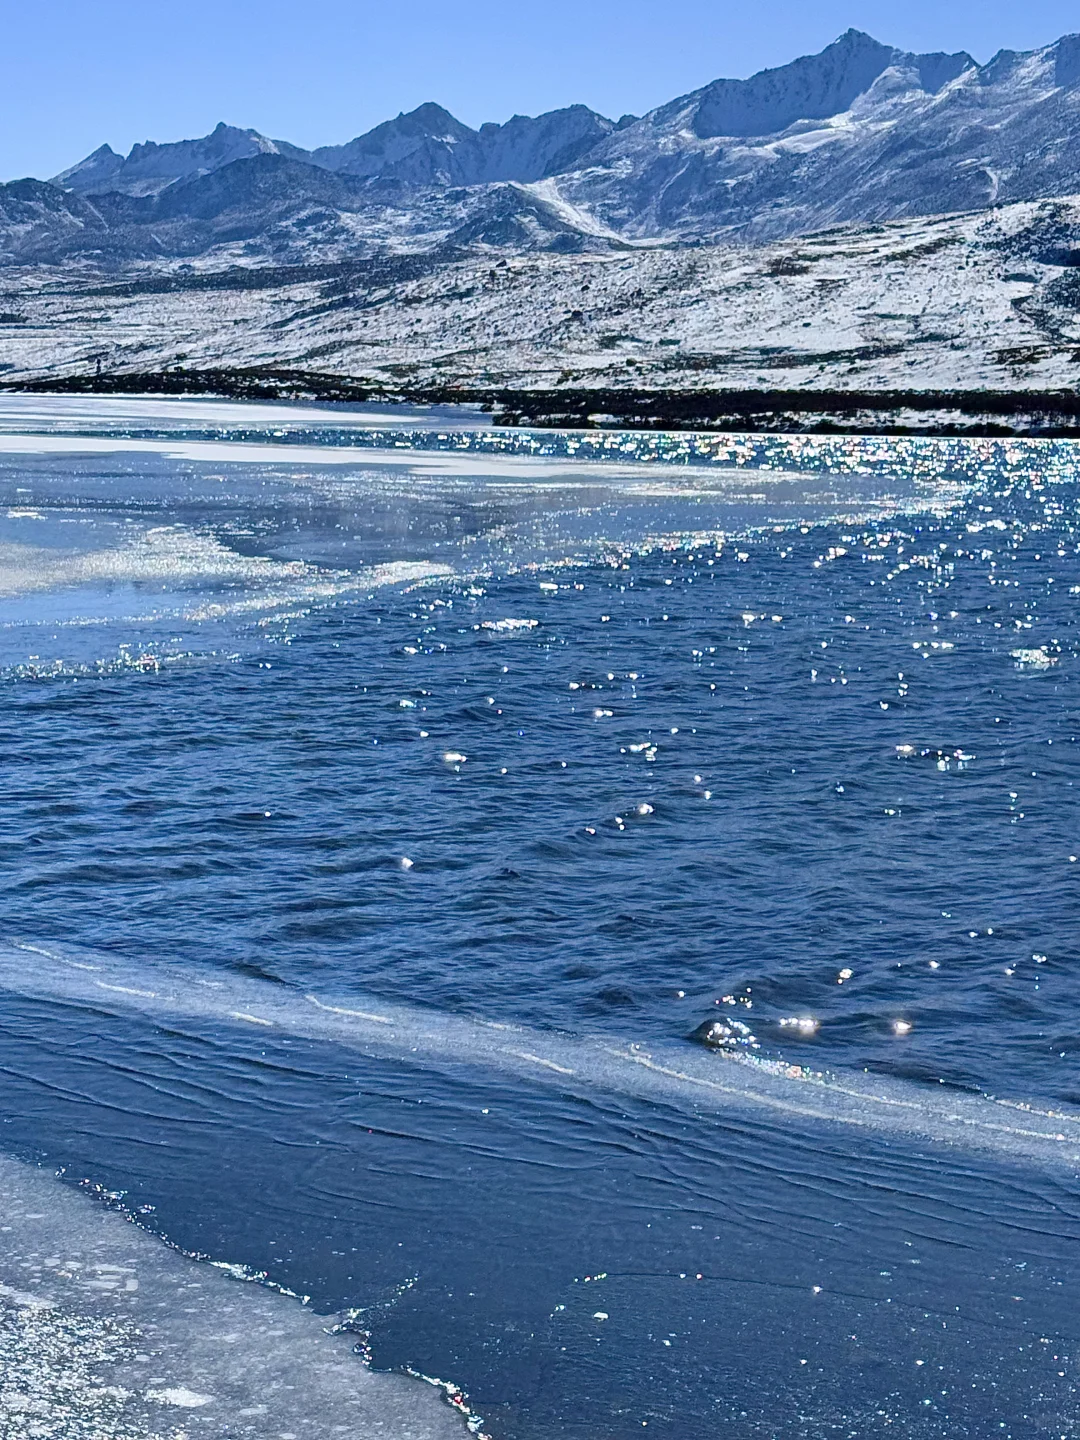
442,751,467,765
146,1385,214,1407
400,857,414,870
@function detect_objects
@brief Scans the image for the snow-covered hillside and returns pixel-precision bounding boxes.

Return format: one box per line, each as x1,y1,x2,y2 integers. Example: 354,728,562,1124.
3,198,1079,397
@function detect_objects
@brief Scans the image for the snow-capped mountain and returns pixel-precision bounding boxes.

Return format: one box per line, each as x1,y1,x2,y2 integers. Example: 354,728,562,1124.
53,104,622,198
54,122,313,198
7,27,1080,408
553,28,1080,241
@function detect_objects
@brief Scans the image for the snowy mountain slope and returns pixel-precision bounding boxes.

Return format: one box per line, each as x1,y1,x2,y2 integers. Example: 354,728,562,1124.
4,197,1080,396
552,29,1080,240
0,152,638,266
309,104,476,180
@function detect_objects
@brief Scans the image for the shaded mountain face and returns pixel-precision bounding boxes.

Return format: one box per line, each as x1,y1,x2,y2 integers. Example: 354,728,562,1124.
0,179,114,265
0,156,399,265
0,155,628,265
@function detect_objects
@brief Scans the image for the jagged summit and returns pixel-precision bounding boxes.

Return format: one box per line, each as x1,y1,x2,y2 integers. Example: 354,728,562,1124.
668,29,975,139
51,142,124,192
53,123,312,197
52,102,618,198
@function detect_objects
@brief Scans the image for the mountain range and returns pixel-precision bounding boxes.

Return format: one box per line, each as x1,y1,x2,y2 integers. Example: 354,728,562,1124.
6,28,1080,413
2,26,1077,266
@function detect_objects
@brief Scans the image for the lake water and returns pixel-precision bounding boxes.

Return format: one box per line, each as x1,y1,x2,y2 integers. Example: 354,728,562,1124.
0,394,1078,1438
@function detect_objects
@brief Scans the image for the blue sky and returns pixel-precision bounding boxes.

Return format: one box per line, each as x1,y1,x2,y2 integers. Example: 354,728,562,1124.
4,0,1080,181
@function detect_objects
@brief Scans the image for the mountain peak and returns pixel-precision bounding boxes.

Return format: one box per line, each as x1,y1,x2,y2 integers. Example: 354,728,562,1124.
50,142,124,190
834,27,885,46
671,30,973,140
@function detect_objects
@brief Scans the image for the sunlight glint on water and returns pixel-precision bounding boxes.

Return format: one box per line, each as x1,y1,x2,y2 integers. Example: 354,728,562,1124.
0,396,1079,1440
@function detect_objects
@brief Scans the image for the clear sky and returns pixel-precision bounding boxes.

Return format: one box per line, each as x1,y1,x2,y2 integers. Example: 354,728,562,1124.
4,0,1080,182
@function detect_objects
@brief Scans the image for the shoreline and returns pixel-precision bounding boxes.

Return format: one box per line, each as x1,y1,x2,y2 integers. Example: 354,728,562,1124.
0,1152,469,1440
6,369,1080,436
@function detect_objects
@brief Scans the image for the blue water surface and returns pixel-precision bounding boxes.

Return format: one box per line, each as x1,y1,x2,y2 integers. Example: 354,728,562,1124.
0,397,1078,1439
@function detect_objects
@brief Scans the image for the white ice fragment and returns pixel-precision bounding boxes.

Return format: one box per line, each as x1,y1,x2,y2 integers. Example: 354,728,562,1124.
145,1387,214,1407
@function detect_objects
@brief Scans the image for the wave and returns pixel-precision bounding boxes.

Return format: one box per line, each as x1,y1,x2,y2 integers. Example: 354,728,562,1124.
2,940,1078,1171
